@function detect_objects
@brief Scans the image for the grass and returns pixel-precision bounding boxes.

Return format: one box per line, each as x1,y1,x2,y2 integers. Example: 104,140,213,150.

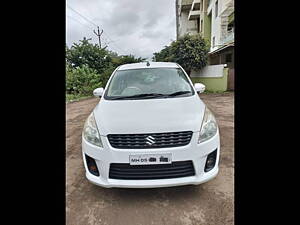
66,94,93,103
203,90,233,94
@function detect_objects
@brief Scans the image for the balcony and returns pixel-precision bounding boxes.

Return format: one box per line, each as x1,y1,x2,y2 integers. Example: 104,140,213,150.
220,30,234,45
179,0,193,12
188,10,200,20
191,0,200,11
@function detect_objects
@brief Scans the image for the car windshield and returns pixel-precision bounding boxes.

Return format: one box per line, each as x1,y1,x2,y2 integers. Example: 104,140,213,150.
104,68,194,100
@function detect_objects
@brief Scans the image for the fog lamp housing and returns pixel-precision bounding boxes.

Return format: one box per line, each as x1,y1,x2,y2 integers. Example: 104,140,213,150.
85,154,100,176
204,149,217,172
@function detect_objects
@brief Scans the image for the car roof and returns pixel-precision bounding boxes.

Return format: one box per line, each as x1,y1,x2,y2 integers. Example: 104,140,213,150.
117,62,179,71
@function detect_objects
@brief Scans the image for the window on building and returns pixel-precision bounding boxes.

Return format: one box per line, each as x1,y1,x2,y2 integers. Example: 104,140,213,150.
215,0,218,18
201,0,203,11
226,54,232,63
228,22,234,33
200,20,203,32
197,18,200,33
212,36,215,48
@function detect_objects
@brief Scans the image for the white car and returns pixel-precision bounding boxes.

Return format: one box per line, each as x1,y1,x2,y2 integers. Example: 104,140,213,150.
82,62,220,188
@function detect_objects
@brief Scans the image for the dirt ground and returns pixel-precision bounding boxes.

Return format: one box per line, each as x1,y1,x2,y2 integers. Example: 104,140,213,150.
66,92,234,225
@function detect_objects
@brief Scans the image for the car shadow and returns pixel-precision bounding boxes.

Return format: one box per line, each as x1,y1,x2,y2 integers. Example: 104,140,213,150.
89,183,204,203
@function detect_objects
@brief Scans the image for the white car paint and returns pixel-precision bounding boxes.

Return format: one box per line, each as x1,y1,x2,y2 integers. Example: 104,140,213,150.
94,96,205,135
82,62,220,188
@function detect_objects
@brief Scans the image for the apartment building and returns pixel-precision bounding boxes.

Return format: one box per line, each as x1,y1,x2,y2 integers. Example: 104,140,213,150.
176,0,234,69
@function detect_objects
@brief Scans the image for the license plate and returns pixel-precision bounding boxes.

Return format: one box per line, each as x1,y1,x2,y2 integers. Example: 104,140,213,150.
129,153,172,165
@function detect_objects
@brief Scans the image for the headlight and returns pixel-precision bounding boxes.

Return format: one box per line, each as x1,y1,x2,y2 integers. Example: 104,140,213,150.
83,112,103,147
198,106,218,143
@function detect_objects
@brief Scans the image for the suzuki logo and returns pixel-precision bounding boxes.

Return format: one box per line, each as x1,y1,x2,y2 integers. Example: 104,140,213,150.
145,136,155,146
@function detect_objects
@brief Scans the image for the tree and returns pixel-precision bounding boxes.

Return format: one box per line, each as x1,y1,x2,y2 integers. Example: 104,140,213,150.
111,54,145,67
152,45,172,62
66,37,147,97
66,37,111,74
153,34,209,75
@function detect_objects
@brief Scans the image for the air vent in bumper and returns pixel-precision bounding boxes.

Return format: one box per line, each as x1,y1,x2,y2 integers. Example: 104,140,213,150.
109,161,195,180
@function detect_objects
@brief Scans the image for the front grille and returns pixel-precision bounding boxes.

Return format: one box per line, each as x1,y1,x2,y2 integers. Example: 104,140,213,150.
107,131,193,149
109,161,195,180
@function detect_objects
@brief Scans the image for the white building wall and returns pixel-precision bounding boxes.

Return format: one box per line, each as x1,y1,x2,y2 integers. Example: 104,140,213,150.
207,0,233,52
207,0,219,52
220,0,232,14
190,64,226,77
178,11,198,38
177,0,234,48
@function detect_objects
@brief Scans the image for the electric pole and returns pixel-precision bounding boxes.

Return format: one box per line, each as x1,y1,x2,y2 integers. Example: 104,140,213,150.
93,26,103,48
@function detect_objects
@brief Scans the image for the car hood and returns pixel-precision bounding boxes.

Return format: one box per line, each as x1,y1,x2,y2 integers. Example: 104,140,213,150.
93,95,206,135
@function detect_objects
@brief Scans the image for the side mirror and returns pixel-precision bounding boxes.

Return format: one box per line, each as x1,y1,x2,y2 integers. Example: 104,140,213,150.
194,83,205,93
93,88,104,97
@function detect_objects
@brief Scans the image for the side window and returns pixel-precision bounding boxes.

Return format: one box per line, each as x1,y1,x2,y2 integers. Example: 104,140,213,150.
176,69,193,91
177,69,189,82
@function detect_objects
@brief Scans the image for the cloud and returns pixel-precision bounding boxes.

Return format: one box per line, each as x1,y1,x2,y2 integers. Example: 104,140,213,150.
66,0,176,60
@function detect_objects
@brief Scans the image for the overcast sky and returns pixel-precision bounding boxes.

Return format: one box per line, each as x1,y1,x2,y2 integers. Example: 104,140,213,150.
66,0,176,60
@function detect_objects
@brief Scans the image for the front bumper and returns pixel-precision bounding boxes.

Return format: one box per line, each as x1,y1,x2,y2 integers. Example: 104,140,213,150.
82,130,220,188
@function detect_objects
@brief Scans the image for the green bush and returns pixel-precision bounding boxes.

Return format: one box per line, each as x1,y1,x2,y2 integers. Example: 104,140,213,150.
66,64,102,96
66,38,146,101
153,34,209,75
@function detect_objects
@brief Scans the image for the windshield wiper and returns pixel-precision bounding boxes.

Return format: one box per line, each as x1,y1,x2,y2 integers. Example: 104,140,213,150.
167,91,192,97
110,93,166,100
110,91,192,100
